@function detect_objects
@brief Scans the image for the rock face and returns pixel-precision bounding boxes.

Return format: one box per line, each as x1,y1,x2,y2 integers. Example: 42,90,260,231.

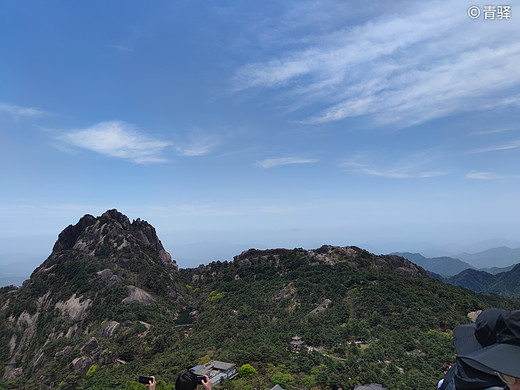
122,286,155,305
55,294,92,321
97,321,120,339
51,209,177,270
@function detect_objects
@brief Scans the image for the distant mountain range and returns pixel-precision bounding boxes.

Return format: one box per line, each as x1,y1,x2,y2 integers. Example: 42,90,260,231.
443,264,520,298
396,251,520,298
455,246,520,269
395,247,520,275
392,252,475,276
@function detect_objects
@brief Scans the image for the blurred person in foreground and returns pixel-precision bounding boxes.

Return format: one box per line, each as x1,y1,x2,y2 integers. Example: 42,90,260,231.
175,370,211,390
453,309,520,390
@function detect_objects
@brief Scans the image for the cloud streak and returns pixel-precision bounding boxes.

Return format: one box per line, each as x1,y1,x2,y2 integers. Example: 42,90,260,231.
256,157,317,169
232,1,520,127
0,102,47,118
340,151,448,179
467,139,520,154
57,121,171,163
175,134,219,157
466,172,497,180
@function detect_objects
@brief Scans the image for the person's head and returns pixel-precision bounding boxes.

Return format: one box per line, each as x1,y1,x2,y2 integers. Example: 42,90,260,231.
453,308,508,355
459,310,520,389
331,383,343,390
496,372,520,390
175,370,198,390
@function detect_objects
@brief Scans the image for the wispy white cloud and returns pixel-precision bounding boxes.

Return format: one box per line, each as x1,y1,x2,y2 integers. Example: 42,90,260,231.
466,172,497,180
232,1,520,127
471,126,519,136
0,102,47,118
341,164,446,179
467,139,520,154
256,157,317,169
176,134,219,157
56,121,171,163
340,151,448,178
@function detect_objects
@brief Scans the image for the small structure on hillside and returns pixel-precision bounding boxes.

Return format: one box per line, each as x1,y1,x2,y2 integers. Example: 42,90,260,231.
190,360,238,386
354,384,386,390
269,385,285,390
290,335,304,351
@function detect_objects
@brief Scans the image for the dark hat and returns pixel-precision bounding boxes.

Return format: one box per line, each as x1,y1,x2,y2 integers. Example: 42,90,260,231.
453,308,508,355
459,310,520,378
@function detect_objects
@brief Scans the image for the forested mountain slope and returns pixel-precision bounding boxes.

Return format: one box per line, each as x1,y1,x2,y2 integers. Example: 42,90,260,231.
446,264,520,297
1,211,518,390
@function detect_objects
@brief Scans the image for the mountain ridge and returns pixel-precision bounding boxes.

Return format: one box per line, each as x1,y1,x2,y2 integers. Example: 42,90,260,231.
1,210,519,389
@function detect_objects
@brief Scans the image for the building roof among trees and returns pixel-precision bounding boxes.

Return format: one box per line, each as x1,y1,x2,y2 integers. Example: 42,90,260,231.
354,384,386,390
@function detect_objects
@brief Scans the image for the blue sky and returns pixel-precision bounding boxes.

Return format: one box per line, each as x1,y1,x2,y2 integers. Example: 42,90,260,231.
1,0,519,274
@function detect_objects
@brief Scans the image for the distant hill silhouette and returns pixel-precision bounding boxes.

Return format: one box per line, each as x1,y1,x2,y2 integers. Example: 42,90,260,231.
456,246,520,268
479,264,517,275
446,263,520,297
446,269,496,293
396,252,520,297
393,252,474,276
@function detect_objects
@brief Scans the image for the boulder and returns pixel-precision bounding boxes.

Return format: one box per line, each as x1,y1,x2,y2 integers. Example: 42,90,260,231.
80,337,99,354
108,274,123,288
97,321,120,339
72,356,93,375
122,286,155,305
96,269,113,281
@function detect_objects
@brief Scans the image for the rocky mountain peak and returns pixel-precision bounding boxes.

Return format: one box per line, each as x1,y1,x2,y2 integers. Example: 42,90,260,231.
232,245,426,276
52,209,177,270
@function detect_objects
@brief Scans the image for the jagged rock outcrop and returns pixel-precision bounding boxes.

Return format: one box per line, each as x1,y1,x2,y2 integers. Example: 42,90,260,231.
51,209,177,270
233,248,285,266
233,246,426,276
378,254,424,276
0,210,185,386
52,214,97,253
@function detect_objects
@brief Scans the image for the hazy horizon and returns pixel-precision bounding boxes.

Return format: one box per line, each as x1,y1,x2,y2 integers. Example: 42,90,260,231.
1,218,519,279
